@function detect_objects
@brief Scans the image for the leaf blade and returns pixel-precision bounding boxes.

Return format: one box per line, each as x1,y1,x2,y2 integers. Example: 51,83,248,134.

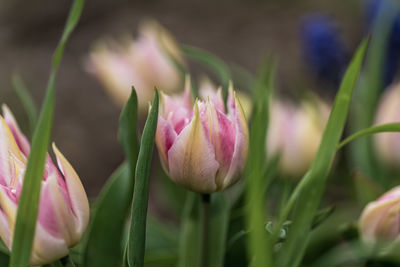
276,39,368,267
9,1,85,266
127,91,159,267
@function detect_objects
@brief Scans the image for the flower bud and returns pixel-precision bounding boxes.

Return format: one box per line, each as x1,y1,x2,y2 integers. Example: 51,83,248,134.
266,98,330,177
155,81,249,193
374,83,400,167
359,186,400,245
0,105,89,265
87,20,184,112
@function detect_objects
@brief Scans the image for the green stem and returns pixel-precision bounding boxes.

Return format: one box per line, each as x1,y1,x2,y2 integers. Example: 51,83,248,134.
201,194,210,267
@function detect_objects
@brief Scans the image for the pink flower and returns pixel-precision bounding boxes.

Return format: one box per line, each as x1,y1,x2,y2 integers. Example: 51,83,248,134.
359,186,400,245
0,105,89,265
266,98,330,177
374,83,400,168
87,20,184,113
155,81,249,193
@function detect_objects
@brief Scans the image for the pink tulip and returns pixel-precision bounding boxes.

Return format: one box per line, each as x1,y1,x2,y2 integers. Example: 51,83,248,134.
374,83,400,168
87,20,184,112
266,98,330,178
155,81,249,194
359,186,400,245
0,105,89,265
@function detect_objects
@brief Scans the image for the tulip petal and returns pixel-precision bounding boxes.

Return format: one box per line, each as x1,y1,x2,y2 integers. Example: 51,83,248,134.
52,144,89,239
0,186,17,248
0,209,11,250
2,105,30,156
0,117,25,187
221,93,249,190
39,172,77,244
168,102,219,193
31,218,69,266
155,116,177,171
360,198,399,243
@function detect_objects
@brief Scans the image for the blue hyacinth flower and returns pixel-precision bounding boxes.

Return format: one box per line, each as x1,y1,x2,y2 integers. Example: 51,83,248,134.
301,15,349,89
366,0,400,87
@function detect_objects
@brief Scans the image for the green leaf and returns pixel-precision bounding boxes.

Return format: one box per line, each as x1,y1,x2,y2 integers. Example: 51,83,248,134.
9,1,85,266
353,171,384,205
84,163,130,266
84,89,139,266
0,252,9,266
11,73,38,135
208,193,230,267
181,45,231,104
337,123,400,150
244,58,275,266
275,39,368,267
178,193,201,267
311,206,335,229
349,2,399,178
177,193,230,267
127,90,159,267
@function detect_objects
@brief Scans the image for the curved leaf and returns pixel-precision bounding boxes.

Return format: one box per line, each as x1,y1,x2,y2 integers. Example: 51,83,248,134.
276,39,368,267
337,123,400,150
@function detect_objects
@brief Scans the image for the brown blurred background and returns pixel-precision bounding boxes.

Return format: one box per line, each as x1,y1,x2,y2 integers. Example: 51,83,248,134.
0,0,363,199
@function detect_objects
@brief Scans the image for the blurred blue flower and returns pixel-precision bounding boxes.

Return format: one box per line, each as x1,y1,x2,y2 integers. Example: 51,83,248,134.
301,15,348,89
366,0,400,87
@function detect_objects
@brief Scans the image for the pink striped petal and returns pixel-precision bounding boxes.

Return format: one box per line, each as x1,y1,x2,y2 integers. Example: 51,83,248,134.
31,219,69,266
53,144,89,238
0,117,25,187
221,93,249,190
2,105,30,156
0,209,11,250
168,102,219,193
156,116,177,171
0,185,17,240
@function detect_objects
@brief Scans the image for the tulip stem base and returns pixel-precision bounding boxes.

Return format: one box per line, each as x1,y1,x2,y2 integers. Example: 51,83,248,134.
201,194,211,267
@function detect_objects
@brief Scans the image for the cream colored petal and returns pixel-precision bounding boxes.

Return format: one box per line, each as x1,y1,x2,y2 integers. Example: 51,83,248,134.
30,219,69,266
52,144,89,239
2,105,30,156
168,102,219,193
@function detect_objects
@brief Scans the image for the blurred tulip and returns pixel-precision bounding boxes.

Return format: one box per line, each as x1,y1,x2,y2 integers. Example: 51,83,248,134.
374,83,400,167
155,80,249,194
87,20,184,112
0,105,89,265
301,14,348,89
266,98,330,178
359,186,400,245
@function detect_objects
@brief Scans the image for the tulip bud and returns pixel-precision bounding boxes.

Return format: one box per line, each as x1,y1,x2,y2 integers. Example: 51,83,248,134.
155,81,249,194
87,20,184,112
374,83,400,167
359,186,400,245
0,105,89,265
266,98,330,177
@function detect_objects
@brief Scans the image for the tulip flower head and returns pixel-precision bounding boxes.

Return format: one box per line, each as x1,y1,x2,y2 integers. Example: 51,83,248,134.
359,186,400,246
266,98,330,178
0,105,89,265
87,20,184,112
374,83,400,167
155,81,249,194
